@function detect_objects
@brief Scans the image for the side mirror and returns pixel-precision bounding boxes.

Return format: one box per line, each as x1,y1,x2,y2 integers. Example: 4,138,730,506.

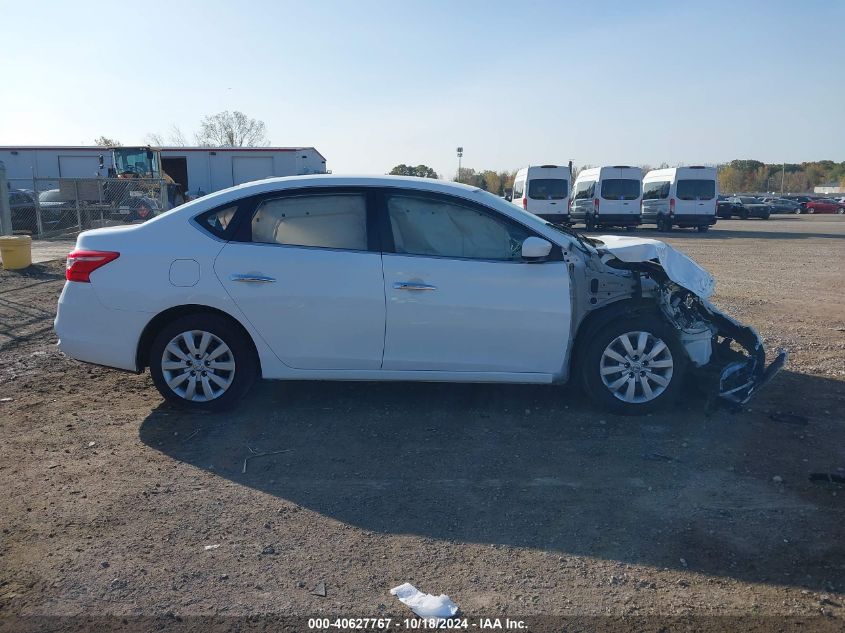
521,236,552,260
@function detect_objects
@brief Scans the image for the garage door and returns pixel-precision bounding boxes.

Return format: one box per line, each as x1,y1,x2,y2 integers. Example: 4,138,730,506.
58,155,101,178
232,156,274,185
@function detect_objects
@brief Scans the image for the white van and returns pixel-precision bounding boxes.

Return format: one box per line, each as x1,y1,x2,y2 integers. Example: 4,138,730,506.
641,166,718,232
570,166,642,230
510,165,571,223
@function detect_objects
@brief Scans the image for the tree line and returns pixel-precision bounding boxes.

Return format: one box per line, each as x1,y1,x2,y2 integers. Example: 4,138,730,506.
390,159,845,196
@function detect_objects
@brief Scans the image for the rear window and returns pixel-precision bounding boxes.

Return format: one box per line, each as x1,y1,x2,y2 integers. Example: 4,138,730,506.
601,179,640,200
677,179,715,200
528,179,567,200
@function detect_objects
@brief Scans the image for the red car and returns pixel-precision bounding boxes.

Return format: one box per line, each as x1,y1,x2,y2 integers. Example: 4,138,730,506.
804,198,845,214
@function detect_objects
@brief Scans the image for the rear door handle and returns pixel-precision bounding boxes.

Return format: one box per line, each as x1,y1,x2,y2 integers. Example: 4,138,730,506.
231,273,276,283
394,281,437,291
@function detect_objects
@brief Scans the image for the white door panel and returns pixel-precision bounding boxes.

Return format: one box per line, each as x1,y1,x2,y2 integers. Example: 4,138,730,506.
382,255,571,373
214,244,385,369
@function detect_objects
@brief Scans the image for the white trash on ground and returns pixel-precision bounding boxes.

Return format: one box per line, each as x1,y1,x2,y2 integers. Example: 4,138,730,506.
389,583,459,618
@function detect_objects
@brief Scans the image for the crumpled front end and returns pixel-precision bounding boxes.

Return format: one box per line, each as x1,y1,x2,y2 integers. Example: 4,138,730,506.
593,235,786,406
656,280,787,406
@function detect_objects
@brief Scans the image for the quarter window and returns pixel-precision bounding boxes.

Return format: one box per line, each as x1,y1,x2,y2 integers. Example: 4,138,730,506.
197,204,239,239
251,194,367,250
574,180,596,200
386,194,530,261
642,180,670,200
512,179,525,199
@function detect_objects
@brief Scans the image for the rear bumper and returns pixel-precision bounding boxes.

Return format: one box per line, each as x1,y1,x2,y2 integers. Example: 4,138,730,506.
673,213,717,227
54,282,149,372
595,214,641,226
536,213,570,224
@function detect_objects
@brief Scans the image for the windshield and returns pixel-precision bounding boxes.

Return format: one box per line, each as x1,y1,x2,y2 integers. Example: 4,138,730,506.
114,148,160,177
601,179,640,200
528,179,568,200
739,197,759,204
677,179,716,200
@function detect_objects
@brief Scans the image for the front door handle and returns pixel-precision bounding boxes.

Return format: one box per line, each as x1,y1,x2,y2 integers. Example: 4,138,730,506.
394,281,437,291
231,273,276,283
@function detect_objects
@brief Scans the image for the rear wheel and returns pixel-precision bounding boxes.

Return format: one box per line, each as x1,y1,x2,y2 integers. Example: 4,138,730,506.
581,316,687,415
697,225,709,232
149,313,258,411
625,225,636,232
837,207,845,215
585,214,595,231
739,209,749,220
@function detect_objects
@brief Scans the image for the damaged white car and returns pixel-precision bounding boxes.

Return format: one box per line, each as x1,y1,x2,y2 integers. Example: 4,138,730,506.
54,176,786,414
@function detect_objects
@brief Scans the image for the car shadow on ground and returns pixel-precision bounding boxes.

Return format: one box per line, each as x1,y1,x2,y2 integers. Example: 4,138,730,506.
139,370,845,592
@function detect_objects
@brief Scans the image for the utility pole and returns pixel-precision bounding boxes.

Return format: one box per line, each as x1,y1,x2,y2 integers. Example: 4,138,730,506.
0,162,11,236
781,162,785,195
456,147,463,182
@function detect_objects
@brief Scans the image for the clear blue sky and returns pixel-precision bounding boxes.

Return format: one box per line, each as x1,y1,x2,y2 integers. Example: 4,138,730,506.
1,0,842,177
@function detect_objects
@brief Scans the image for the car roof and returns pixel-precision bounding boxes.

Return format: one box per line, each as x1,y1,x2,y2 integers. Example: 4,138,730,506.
159,174,558,238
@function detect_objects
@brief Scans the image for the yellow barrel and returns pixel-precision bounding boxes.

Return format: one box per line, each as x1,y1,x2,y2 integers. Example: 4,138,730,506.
0,235,33,270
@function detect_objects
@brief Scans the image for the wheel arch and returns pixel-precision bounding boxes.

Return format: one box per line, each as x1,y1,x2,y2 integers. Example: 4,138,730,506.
136,304,261,375
569,298,661,377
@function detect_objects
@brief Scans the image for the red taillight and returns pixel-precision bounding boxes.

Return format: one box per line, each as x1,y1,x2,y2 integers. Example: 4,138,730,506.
66,250,120,283
593,198,600,213
669,198,676,215
522,197,528,210
567,198,572,211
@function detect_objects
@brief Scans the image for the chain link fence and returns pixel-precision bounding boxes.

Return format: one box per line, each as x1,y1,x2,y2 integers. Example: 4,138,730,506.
6,176,172,239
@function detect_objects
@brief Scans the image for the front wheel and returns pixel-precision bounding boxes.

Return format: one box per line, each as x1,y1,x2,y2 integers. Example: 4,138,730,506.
837,207,845,215
580,316,687,414
697,225,709,232
149,313,258,411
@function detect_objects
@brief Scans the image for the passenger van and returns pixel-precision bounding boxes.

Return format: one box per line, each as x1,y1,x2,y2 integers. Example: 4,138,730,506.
641,166,718,232
511,165,571,223
570,166,642,230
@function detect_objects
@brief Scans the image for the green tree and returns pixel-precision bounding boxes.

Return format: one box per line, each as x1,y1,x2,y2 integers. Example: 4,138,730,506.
388,164,438,178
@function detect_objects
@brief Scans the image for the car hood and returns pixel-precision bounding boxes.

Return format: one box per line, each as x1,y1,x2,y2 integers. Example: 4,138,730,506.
595,235,716,298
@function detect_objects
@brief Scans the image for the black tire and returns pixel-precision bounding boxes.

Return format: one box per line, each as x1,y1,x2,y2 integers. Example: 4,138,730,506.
739,209,749,220
580,314,687,415
149,313,258,411
761,212,770,220
697,225,709,232
658,216,672,232
837,207,845,215
585,214,595,231
625,225,636,232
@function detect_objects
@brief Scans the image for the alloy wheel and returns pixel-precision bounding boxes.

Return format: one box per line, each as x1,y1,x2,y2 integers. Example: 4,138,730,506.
599,331,674,404
160,330,236,402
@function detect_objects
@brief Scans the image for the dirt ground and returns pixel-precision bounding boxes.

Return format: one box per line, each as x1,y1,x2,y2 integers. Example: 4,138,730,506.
0,215,843,630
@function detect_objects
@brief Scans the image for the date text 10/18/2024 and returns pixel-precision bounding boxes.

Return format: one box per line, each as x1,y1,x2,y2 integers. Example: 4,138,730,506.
308,618,528,630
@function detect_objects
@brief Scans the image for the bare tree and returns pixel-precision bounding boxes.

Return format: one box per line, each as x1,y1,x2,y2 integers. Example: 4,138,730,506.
144,124,190,147
94,136,121,147
194,110,269,147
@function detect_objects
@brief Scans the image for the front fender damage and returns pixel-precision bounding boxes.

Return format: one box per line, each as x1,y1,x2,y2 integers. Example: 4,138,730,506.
589,238,787,406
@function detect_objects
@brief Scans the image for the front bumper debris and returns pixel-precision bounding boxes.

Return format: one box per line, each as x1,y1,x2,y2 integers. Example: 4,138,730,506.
699,299,787,405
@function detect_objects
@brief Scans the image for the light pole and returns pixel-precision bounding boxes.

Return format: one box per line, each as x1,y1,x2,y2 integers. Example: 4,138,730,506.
456,147,463,182
781,162,785,195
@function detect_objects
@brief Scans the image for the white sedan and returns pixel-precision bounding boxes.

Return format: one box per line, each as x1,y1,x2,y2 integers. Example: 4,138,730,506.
54,176,785,414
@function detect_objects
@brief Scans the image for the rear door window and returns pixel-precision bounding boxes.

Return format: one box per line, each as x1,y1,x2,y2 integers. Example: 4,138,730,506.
676,180,715,200
251,194,368,250
528,179,568,200
601,179,640,200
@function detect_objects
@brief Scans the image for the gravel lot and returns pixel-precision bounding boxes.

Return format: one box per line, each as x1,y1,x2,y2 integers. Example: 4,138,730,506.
1,215,843,630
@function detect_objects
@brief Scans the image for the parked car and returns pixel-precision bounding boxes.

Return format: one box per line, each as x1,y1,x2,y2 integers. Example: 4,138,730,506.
761,197,802,214
37,189,80,231
781,195,818,212
55,176,785,415
804,198,845,214
8,189,37,234
121,195,162,223
716,195,743,219
724,196,771,219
